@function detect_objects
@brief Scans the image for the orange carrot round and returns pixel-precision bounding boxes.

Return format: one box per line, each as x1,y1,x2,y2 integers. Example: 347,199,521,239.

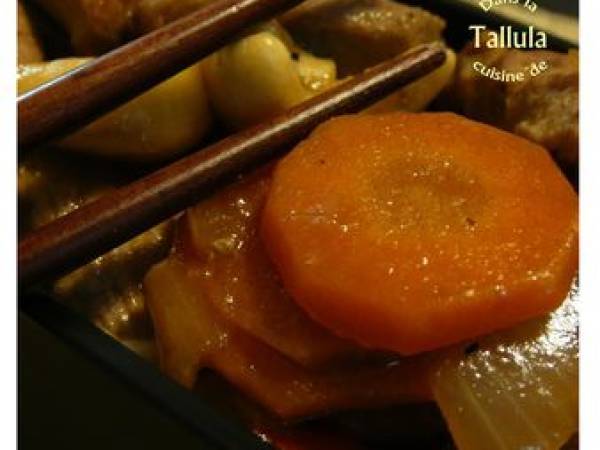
260,112,578,355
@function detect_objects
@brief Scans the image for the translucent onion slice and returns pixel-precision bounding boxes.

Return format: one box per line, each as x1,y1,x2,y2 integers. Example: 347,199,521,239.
431,282,578,450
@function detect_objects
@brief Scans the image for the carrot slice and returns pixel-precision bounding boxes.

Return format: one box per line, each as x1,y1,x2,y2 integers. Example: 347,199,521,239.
261,112,578,355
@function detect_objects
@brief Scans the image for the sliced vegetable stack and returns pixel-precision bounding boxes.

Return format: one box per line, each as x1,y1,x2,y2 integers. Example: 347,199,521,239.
145,170,432,419
143,112,579,449
261,112,578,354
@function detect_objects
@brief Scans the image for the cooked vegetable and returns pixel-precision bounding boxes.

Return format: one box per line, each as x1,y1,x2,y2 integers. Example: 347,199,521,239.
183,168,361,368
144,256,431,418
431,283,578,450
203,28,336,129
18,58,212,162
261,112,578,355
145,169,440,416
20,2,580,447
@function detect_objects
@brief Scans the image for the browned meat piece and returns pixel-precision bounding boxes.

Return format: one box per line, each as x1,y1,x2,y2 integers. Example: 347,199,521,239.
451,42,579,165
34,0,211,54
18,2,44,63
35,0,138,54
281,0,446,76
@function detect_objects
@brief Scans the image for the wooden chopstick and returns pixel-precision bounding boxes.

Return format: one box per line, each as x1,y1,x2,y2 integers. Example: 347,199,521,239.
18,0,304,150
18,43,446,289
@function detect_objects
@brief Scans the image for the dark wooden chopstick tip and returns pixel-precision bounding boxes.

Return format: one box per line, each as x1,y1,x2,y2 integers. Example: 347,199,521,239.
19,44,447,289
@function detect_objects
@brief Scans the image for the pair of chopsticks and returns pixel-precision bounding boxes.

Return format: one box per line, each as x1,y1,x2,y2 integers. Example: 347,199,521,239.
18,0,446,289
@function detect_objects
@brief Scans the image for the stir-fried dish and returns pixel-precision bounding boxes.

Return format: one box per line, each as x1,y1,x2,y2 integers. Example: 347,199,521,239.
18,1,579,449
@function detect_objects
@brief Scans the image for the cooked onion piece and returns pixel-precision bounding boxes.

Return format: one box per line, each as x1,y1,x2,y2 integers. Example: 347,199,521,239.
431,284,578,450
203,29,336,130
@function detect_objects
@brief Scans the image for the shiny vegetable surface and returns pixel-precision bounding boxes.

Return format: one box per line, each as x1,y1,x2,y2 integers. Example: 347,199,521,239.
183,169,361,368
431,283,579,450
203,28,336,129
261,113,578,354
